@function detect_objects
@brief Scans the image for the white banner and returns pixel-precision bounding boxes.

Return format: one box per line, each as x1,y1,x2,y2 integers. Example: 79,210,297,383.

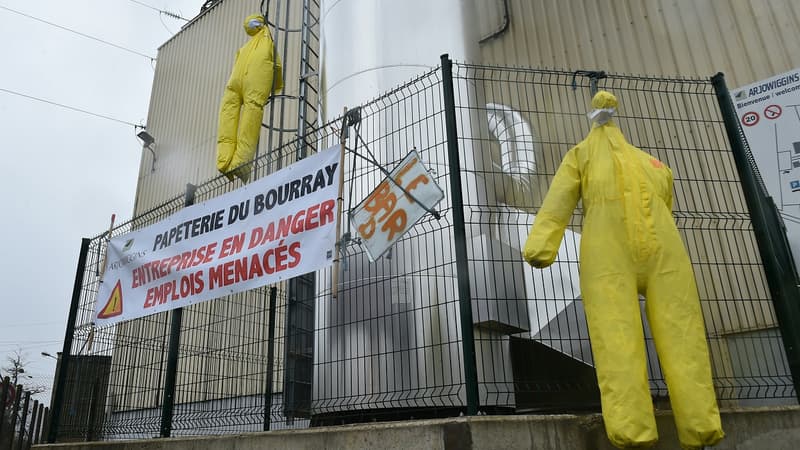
732,68,800,268
95,145,341,327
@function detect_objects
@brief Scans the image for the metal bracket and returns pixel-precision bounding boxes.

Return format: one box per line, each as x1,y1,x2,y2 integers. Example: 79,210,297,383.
571,70,607,95
345,107,362,127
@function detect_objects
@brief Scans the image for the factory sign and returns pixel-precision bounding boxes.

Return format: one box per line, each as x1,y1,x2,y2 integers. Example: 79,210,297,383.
733,68,800,268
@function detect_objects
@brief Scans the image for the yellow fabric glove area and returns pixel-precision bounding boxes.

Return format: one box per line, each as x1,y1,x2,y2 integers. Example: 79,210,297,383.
216,13,284,183
523,91,724,450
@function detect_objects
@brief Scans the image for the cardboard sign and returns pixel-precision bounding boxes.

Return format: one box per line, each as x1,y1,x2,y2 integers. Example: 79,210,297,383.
350,150,444,261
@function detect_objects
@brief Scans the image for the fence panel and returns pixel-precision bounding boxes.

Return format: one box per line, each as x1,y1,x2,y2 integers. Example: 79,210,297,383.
1,378,50,448
449,63,795,410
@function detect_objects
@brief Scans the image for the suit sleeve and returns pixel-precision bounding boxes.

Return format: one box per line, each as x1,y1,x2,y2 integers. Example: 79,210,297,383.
522,147,581,268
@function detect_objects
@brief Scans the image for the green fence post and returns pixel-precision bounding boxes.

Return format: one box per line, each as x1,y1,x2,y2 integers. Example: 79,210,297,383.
440,53,480,415
263,286,278,431
47,238,91,443
160,184,196,437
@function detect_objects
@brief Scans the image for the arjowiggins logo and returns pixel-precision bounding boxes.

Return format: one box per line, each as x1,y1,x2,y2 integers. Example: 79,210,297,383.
734,90,748,101
747,73,800,96
107,250,146,271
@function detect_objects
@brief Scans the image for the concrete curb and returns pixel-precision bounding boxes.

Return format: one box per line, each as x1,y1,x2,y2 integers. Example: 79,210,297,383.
35,406,800,450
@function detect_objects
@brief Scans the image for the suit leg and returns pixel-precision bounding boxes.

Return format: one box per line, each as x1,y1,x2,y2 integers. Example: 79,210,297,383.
217,86,242,177
645,247,723,449
581,266,658,448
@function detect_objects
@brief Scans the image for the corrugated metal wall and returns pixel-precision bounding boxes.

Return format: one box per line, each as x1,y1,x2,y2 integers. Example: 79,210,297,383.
476,0,800,88
136,0,800,213
133,0,304,215
118,0,306,410
469,0,797,393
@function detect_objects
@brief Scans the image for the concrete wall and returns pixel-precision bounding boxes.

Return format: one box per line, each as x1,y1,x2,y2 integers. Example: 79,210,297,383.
35,406,800,450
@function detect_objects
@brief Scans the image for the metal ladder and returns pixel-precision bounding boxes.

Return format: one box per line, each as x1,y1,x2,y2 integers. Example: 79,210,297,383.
261,0,321,168
261,0,321,425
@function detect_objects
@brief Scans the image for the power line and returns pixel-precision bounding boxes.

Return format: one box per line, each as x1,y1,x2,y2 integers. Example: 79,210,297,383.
0,321,63,329
128,0,189,21
0,87,140,128
0,339,61,345
0,320,64,328
0,4,155,61
0,344,62,353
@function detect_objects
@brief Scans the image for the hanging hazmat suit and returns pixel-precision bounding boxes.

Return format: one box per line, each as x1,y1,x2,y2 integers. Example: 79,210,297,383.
216,14,284,182
523,91,724,449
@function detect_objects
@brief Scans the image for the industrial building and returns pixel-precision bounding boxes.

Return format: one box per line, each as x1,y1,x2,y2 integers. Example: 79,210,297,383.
51,0,799,440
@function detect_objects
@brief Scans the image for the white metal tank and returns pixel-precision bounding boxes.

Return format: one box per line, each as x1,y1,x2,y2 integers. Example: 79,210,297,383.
320,0,480,121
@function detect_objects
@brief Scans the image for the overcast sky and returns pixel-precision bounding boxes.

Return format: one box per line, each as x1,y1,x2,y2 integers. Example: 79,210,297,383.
0,0,204,403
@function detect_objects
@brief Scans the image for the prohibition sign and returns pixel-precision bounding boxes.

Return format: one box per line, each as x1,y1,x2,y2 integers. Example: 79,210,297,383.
764,104,782,120
741,111,759,127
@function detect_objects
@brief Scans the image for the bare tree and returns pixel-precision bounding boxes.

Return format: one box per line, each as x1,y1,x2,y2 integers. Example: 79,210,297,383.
2,349,47,394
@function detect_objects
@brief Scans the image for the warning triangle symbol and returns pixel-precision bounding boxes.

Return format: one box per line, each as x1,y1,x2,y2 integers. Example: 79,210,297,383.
98,280,124,319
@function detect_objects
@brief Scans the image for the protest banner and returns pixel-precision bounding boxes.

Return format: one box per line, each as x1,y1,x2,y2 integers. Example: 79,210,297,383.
95,145,340,326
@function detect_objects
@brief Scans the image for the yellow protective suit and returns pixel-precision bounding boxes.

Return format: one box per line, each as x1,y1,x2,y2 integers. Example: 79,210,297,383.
523,91,724,449
216,14,284,182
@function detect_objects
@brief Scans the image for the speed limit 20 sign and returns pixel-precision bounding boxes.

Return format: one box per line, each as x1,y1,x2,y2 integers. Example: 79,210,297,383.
741,111,759,127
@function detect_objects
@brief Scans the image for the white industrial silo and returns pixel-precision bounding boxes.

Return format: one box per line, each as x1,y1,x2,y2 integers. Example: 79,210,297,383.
313,0,573,416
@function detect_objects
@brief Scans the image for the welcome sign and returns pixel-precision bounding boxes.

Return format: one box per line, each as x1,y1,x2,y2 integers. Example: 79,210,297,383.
732,68,800,269
95,145,340,327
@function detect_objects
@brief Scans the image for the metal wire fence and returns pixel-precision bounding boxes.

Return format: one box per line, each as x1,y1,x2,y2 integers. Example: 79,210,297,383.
49,61,796,441
1,377,50,448
450,64,794,411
